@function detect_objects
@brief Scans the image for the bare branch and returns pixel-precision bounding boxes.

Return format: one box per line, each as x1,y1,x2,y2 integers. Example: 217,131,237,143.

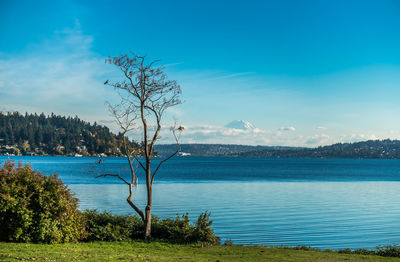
151,123,183,184
133,155,146,171
95,173,130,185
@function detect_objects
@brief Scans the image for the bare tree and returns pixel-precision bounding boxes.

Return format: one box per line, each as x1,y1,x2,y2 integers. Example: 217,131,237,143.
99,54,183,240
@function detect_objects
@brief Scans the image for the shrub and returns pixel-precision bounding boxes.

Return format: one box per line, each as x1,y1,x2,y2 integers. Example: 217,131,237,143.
0,161,86,243
83,210,219,245
376,245,400,257
194,211,220,246
352,248,375,255
335,245,400,258
151,213,196,244
84,210,142,241
151,212,219,245
224,238,234,246
338,248,352,254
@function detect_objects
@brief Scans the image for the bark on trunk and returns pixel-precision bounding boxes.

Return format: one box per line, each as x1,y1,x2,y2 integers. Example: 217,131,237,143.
144,206,152,240
144,161,152,240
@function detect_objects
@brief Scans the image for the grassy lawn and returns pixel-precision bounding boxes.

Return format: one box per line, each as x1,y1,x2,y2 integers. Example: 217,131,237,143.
1,241,400,262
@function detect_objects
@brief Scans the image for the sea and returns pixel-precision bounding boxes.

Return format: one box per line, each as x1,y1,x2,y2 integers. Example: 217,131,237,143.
2,155,400,250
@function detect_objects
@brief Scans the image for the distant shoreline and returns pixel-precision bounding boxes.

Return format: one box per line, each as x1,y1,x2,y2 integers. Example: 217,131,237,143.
155,140,400,159
2,154,400,160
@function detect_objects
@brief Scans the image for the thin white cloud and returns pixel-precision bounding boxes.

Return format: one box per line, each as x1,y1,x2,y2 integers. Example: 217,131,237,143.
163,62,185,68
0,22,117,122
338,134,378,143
205,72,255,81
278,126,296,131
315,126,328,130
99,119,115,125
305,134,331,145
154,123,330,146
154,124,270,145
107,119,387,147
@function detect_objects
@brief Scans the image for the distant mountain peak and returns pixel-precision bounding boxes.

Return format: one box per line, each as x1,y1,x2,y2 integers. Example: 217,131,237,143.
225,120,255,130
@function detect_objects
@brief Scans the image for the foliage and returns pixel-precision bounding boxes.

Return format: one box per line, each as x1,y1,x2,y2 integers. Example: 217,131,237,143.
0,111,138,156
376,245,400,257
151,213,219,245
149,214,196,244
223,238,234,246
194,211,219,245
84,210,142,241
238,139,400,159
0,161,86,243
83,210,219,245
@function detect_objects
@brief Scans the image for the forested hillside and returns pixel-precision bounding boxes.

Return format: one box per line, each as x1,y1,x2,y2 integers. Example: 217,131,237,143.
154,144,299,157
157,140,400,159
0,112,136,156
236,139,400,159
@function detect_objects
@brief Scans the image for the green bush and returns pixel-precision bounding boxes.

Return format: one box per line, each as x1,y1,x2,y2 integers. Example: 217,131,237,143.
376,245,400,257
352,248,375,255
194,211,219,245
334,245,400,257
338,248,352,254
0,160,219,245
84,210,219,245
84,210,142,241
0,161,86,243
151,212,219,245
150,214,195,243
223,238,234,246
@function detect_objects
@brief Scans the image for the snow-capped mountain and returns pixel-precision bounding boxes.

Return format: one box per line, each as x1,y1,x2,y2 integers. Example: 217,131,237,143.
225,120,255,130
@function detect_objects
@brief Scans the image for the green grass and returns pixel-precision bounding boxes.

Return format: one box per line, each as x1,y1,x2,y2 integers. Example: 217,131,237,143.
1,241,400,262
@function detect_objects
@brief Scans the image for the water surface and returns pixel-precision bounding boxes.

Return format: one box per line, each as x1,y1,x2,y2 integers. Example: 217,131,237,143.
2,156,400,249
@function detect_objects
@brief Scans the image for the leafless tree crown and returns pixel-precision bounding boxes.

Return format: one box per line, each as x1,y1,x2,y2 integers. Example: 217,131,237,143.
104,54,182,155
98,54,183,238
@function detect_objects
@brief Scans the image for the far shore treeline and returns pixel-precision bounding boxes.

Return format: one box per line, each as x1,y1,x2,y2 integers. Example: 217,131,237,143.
2,111,400,159
0,111,138,156
156,140,400,159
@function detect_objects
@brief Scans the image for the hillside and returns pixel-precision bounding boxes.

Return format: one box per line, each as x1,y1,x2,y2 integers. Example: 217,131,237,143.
155,144,303,157
156,140,400,159
236,139,400,159
0,112,136,156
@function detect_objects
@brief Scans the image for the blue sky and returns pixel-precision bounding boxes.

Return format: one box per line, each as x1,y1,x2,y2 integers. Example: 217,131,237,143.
1,0,400,146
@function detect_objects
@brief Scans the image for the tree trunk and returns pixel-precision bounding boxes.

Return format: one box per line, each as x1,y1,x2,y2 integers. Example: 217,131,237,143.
144,206,152,240
144,164,152,240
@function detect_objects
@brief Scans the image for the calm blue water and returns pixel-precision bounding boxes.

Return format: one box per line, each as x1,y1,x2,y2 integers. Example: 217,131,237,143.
2,156,400,249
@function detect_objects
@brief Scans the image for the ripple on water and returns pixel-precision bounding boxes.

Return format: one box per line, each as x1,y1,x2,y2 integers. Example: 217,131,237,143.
69,181,400,249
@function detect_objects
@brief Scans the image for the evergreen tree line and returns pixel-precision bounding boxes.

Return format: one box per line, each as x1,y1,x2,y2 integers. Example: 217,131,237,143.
237,139,400,159
0,111,137,156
